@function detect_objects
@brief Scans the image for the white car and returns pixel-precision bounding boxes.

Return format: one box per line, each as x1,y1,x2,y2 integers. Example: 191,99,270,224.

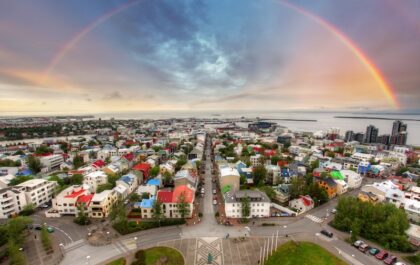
331,208,337,214
213,200,217,205
394,263,406,265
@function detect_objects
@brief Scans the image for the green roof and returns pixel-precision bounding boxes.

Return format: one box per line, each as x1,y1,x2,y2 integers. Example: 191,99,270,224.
222,185,232,194
330,170,344,180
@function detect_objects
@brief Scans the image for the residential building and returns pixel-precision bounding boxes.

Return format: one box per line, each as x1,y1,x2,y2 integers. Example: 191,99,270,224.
89,190,118,218
219,166,240,193
334,179,348,195
83,171,108,192
289,195,314,213
157,184,195,218
174,169,198,188
115,173,138,194
40,154,64,172
405,199,420,223
318,177,337,198
17,179,56,207
51,185,92,216
250,154,262,167
340,170,362,189
0,187,27,219
224,190,271,218
132,163,151,184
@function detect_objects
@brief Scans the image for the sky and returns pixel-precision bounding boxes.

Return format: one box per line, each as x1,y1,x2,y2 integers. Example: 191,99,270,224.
0,0,419,115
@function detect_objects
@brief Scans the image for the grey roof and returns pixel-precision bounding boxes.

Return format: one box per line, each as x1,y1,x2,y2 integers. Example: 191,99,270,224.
224,190,270,203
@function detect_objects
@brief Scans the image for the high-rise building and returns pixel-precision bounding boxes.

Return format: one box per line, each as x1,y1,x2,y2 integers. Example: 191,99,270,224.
390,120,408,146
377,134,390,145
365,125,378,143
344,130,354,142
392,120,407,136
354,133,365,143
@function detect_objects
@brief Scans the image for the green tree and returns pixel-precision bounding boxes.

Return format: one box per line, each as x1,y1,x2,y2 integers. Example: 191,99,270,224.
73,155,84,169
152,199,163,221
70,174,84,185
162,171,172,186
27,155,42,173
8,240,27,265
258,186,276,200
150,166,160,177
107,174,119,187
109,199,126,224
129,193,141,203
74,204,90,225
271,156,281,166
177,192,189,219
96,183,113,193
40,225,52,252
35,145,52,155
19,203,35,216
241,196,250,219
289,177,306,199
253,165,267,185
9,176,34,186
141,193,150,200
7,217,32,245
175,158,187,171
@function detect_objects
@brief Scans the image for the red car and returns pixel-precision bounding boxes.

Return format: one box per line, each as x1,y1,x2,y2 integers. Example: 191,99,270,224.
375,250,389,260
383,255,397,265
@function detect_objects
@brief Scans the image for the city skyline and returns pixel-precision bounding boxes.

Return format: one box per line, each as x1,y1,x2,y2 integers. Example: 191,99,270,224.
0,0,419,114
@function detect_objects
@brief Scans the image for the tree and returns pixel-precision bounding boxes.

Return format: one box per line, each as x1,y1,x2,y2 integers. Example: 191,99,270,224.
258,186,276,201
177,192,189,219
74,204,90,225
9,176,34,186
19,203,35,216
253,165,267,185
35,145,52,155
8,240,27,265
40,225,52,252
271,156,281,166
152,199,163,221
73,155,84,169
150,166,160,177
109,199,126,224
162,171,173,186
70,174,83,185
27,155,41,173
107,174,119,187
289,177,306,199
129,193,141,203
96,183,113,193
141,193,150,200
241,196,250,219
7,217,32,245
175,158,187,171
309,160,319,173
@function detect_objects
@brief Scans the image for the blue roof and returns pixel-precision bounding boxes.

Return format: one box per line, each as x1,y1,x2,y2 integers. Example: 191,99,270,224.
146,178,161,186
120,175,133,184
16,169,32,176
140,196,155,208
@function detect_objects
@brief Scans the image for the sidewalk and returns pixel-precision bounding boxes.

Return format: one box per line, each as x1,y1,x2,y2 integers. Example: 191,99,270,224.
24,231,64,265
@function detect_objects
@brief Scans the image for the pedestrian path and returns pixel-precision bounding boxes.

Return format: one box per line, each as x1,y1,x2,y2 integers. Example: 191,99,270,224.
305,214,324,223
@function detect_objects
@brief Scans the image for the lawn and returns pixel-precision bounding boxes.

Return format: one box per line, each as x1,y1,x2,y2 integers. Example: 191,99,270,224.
135,247,184,265
265,241,347,265
106,257,126,265
404,254,420,265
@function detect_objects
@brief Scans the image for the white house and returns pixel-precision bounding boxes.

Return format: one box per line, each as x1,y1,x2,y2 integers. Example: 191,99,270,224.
89,190,118,219
0,187,27,219
83,171,108,192
340,170,362,189
40,154,64,172
224,190,271,218
334,179,348,195
50,185,92,216
289,195,314,214
17,179,56,207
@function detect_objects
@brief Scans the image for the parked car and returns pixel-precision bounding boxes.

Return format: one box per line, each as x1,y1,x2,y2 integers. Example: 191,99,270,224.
353,240,364,248
375,250,389,260
331,208,337,214
369,248,380,255
383,255,397,265
34,225,42,230
213,189,216,194
394,262,406,265
358,243,370,253
213,200,217,205
46,226,55,233
40,204,49,208
320,230,333,238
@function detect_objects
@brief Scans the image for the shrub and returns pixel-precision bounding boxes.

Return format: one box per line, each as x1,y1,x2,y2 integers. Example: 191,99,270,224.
113,219,186,235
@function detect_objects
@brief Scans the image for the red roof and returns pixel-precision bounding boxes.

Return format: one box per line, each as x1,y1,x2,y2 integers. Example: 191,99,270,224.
300,195,313,207
123,153,134,161
34,153,54,157
157,190,174,203
92,160,106,168
173,185,195,203
133,163,151,177
76,194,94,205
264,150,276,156
65,188,86,198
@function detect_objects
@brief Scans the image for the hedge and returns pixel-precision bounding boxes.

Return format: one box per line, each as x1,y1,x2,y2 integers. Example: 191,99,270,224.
113,219,186,235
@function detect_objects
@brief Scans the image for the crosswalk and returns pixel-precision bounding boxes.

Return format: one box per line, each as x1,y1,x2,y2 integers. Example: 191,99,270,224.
305,214,324,223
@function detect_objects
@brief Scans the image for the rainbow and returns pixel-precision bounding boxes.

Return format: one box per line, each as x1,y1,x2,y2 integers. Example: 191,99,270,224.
43,0,400,108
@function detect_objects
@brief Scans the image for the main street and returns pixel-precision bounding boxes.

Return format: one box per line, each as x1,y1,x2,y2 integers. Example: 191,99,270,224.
60,136,384,265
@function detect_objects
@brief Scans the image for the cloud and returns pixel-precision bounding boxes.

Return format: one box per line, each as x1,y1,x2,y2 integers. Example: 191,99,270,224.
102,91,122,100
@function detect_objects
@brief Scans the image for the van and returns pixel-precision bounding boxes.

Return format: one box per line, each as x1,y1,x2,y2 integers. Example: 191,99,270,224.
358,243,370,253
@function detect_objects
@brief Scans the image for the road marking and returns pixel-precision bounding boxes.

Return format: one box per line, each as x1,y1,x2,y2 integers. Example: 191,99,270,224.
335,247,364,265
34,223,73,244
305,214,323,223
